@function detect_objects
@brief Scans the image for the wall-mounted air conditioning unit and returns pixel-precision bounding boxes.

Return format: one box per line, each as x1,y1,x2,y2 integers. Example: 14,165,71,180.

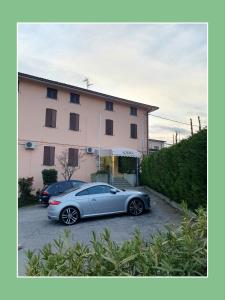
24,141,36,150
86,147,94,154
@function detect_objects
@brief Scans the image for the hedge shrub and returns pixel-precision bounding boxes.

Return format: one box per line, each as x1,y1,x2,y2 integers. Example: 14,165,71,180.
141,129,207,210
25,207,207,276
18,177,36,207
42,169,58,186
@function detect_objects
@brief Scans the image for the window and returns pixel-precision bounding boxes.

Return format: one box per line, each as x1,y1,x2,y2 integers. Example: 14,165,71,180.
76,189,89,196
87,185,112,195
68,148,78,167
130,107,137,116
43,146,55,166
47,87,57,99
130,123,137,139
45,108,57,128
105,101,113,111
70,93,80,104
105,119,113,135
69,113,79,131
154,146,159,150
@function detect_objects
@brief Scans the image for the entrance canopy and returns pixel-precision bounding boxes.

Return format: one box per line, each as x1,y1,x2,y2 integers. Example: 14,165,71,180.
97,147,141,158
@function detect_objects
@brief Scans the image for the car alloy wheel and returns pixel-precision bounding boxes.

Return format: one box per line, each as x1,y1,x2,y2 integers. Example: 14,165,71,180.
128,199,144,216
60,207,79,225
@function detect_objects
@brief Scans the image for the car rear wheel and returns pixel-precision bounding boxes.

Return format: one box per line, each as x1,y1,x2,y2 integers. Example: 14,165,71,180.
60,207,79,225
128,199,144,216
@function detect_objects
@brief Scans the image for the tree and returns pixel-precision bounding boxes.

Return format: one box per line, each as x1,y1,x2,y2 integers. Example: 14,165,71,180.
57,150,85,181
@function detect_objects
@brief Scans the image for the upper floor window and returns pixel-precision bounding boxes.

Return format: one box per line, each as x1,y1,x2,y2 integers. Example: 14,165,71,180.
43,146,55,166
130,106,137,116
47,87,57,99
45,108,57,128
68,148,79,167
69,113,79,131
130,123,137,139
105,119,113,135
105,101,113,111
70,93,80,104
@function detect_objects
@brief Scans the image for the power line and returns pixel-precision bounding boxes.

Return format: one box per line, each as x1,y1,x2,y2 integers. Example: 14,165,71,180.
149,113,206,128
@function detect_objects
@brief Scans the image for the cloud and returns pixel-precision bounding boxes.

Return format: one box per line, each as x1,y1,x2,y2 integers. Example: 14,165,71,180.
17,23,207,144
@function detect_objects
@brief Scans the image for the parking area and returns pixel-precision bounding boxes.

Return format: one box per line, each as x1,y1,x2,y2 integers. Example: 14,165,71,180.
18,187,182,276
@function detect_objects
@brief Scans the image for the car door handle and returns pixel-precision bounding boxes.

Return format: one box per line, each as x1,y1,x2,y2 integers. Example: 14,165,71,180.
91,198,97,201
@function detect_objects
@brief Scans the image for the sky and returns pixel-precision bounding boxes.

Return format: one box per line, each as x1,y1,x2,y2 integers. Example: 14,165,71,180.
18,23,207,145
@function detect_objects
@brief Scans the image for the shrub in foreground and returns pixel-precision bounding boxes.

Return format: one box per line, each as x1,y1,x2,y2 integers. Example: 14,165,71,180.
25,208,207,276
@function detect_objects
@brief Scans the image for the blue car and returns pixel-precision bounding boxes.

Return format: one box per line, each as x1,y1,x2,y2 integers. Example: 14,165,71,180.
39,180,86,205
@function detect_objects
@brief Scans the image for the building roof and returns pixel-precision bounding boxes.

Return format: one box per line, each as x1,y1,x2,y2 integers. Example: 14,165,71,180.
18,72,159,112
149,139,166,143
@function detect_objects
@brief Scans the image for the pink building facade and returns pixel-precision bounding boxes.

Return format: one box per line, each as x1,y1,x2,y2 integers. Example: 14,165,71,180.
18,73,158,190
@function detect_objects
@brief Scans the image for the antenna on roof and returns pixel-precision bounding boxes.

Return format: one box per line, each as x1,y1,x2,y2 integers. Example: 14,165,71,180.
83,77,93,89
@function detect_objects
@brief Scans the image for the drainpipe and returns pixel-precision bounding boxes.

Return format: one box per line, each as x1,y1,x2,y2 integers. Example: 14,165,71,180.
146,111,149,155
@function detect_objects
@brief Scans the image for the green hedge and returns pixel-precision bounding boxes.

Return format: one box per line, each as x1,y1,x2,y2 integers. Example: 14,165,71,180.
141,129,207,210
42,169,58,186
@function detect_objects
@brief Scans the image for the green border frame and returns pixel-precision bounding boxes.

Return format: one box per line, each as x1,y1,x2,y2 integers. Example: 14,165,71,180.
0,0,224,299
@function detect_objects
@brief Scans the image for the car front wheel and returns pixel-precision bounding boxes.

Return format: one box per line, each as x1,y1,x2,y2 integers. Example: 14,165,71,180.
128,199,144,216
60,207,79,225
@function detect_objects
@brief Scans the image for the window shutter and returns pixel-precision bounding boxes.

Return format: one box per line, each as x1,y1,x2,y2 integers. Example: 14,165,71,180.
43,146,55,165
50,147,55,165
68,148,78,167
45,109,51,127
106,119,113,135
75,114,79,131
70,113,79,131
131,124,137,139
45,109,57,128
52,110,57,128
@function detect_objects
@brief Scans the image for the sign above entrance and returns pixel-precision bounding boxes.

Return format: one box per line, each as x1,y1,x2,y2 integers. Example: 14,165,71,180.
97,147,141,158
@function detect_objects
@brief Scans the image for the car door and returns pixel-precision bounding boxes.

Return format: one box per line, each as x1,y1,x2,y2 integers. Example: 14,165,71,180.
75,188,94,216
87,185,125,214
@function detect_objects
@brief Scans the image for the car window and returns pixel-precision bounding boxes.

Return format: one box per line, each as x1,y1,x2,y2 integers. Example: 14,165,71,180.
48,184,59,195
76,189,89,196
87,185,112,195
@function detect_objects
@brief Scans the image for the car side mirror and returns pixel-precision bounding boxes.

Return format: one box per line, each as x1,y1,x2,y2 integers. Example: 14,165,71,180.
110,188,117,194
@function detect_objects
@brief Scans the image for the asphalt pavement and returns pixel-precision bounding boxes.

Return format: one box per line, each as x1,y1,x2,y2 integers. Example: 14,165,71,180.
18,187,182,276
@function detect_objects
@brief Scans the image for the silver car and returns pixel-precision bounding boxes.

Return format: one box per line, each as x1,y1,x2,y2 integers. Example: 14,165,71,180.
47,182,151,225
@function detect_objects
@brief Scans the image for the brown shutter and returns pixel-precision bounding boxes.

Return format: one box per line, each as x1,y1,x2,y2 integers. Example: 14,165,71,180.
50,147,55,165
45,109,57,128
52,110,57,128
131,124,137,138
43,146,55,165
45,109,51,127
70,113,79,131
68,148,78,167
75,114,79,131
106,119,113,135
43,146,49,165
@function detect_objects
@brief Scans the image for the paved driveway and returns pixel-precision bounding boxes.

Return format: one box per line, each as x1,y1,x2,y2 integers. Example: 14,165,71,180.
18,187,182,276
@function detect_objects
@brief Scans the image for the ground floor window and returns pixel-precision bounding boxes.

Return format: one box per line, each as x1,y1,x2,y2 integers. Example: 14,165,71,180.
68,148,79,167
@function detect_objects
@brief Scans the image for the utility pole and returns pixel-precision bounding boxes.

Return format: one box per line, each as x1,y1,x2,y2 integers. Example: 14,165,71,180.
173,133,174,145
83,77,93,89
175,131,178,144
190,118,193,136
198,116,201,131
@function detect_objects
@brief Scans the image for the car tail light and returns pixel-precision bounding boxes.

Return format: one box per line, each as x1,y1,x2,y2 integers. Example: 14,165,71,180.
42,191,49,196
49,200,61,205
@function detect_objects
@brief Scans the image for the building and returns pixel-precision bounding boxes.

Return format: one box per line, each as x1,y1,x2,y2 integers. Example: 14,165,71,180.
148,139,166,154
18,73,158,189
